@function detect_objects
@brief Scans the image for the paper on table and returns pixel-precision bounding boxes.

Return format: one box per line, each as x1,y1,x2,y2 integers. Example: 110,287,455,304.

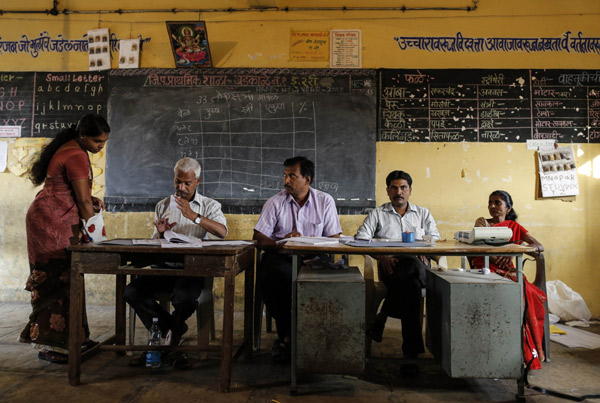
346,240,432,247
132,239,163,245
276,236,339,246
338,235,356,243
202,240,254,246
101,239,134,245
161,242,203,248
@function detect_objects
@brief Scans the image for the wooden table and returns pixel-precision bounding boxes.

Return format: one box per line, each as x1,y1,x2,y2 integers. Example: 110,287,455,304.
67,241,255,392
282,240,536,399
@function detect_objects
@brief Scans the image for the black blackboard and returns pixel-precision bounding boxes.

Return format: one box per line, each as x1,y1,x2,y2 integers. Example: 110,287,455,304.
32,71,108,136
4,67,597,214
379,69,600,143
0,71,108,137
105,68,377,213
0,72,35,135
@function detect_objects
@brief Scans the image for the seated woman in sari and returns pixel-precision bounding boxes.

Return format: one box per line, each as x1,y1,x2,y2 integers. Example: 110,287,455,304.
471,190,546,370
19,114,110,364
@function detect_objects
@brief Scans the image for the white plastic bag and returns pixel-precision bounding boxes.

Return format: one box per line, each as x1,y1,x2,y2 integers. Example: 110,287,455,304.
546,280,592,321
81,210,107,243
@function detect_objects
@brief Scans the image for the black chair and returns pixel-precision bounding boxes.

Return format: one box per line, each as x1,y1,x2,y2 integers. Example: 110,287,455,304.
253,250,274,351
363,255,430,356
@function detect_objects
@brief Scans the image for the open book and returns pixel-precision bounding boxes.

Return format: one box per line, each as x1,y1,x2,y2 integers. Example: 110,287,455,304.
162,230,202,246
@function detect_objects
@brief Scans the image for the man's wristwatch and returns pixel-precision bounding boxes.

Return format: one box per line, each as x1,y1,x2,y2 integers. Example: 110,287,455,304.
194,214,202,225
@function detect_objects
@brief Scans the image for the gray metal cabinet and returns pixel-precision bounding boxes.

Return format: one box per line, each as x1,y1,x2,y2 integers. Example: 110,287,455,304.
296,266,365,375
426,270,522,378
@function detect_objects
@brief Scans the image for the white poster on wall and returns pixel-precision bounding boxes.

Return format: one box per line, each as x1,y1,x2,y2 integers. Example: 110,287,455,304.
119,39,140,69
538,146,580,197
0,126,21,137
330,29,361,68
87,28,111,71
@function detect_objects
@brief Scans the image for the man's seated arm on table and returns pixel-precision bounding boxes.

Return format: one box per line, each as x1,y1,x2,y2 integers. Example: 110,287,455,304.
354,170,441,274
253,156,341,251
152,164,227,241
252,194,341,251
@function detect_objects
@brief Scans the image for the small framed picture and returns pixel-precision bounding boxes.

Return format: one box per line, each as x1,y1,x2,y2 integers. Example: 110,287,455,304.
166,21,212,67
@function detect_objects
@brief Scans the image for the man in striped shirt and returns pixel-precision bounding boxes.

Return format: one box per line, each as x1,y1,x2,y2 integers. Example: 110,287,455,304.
124,157,227,368
254,156,342,362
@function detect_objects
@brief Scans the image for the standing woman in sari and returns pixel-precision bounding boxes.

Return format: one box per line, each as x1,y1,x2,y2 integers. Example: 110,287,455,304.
471,190,546,370
19,114,110,364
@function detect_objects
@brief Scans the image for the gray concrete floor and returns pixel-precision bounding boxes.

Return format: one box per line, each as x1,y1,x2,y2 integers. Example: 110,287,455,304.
1,302,599,402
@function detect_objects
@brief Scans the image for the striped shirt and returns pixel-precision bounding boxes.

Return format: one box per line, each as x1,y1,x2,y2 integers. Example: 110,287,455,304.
152,191,228,240
254,188,342,240
355,202,440,241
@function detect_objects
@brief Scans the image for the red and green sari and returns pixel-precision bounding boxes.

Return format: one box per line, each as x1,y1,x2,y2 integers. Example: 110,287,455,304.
19,147,92,353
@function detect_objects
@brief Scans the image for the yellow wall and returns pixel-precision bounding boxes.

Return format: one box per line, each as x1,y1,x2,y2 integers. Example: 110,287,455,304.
0,0,599,314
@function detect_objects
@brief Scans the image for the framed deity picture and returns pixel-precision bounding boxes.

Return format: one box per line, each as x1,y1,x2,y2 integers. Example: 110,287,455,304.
166,21,212,67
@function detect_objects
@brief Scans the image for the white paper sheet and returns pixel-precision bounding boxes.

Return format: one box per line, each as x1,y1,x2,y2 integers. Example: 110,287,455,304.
101,239,133,245
276,236,340,246
118,39,140,69
132,239,163,245
0,126,21,137
0,141,7,172
160,243,203,248
88,28,111,71
201,240,253,246
550,323,600,349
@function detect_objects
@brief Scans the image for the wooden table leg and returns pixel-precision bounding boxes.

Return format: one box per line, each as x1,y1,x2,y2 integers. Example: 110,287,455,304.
220,269,235,393
115,275,126,348
290,253,299,395
244,251,254,359
68,253,84,386
516,254,526,401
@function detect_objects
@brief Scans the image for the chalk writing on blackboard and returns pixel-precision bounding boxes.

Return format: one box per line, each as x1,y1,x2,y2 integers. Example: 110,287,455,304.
172,97,318,199
379,69,600,143
531,70,598,143
0,73,34,134
33,72,107,135
105,68,377,213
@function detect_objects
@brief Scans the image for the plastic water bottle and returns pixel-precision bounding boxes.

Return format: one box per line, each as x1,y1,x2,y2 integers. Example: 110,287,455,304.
145,317,161,368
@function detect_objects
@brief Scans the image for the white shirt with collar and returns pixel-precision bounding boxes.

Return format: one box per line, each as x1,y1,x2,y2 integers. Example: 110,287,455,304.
355,202,440,241
152,191,228,240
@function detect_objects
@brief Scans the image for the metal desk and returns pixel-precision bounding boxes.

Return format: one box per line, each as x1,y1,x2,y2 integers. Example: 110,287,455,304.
282,240,536,398
67,241,255,392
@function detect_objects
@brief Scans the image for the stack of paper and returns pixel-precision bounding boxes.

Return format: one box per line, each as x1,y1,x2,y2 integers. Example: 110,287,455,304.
276,236,340,246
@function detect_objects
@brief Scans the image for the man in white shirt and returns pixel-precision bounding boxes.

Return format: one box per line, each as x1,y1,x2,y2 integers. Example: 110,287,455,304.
355,170,440,358
124,157,227,368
